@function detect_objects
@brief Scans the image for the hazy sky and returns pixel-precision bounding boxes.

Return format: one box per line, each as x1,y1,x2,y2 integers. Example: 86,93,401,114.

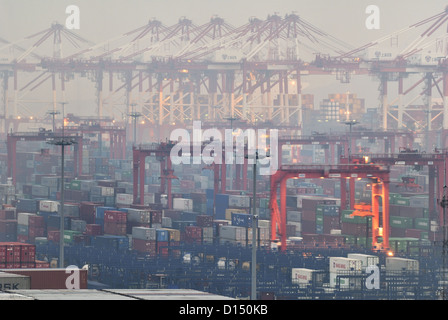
1,0,446,48
0,1,447,119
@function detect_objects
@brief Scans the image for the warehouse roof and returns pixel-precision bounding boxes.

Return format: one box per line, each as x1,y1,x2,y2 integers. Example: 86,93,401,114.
1,289,236,300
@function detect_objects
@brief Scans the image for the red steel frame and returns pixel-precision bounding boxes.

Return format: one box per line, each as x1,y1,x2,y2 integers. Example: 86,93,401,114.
132,143,175,208
7,131,83,185
56,125,126,160
347,152,447,226
269,164,390,252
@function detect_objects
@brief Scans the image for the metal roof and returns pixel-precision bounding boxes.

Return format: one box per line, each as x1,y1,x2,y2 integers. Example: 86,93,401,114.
6,289,235,300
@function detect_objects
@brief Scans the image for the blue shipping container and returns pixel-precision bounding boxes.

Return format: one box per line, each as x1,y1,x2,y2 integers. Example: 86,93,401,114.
95,207,116,220
231,213,252,228
156,229,169,242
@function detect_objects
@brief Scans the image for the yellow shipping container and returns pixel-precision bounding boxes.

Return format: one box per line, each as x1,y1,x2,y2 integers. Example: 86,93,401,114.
225,208,248,221
162,228,181,242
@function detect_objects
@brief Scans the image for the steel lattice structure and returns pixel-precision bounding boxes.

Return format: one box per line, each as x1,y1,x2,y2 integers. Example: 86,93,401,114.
1,9,448,143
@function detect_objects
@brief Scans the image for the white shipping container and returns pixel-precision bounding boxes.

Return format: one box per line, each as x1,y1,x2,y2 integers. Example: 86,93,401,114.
292,268,323,285
132,227,156,240
329,257,362,273
385,257,419,273
0,272,31,290
219,225,247,241
228,195,251,208
347,254,379,269
39,200,59,213
116,193,133,205
17,212,37,226
173,198,193,211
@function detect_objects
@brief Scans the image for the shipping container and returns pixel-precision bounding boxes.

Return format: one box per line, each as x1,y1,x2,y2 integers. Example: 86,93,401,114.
291,268,324,285
347,253,379,270
173,198,193,211
39,200,59,213
2,268,87,289
385,257,419,273
0,272,30,290
132,227,156,241
329,257,362,273
219,225,246,241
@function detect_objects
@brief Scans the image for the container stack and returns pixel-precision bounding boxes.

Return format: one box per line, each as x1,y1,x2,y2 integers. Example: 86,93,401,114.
0,209,17,242
103,210,127,236
329,257,363,289
0,242,36,269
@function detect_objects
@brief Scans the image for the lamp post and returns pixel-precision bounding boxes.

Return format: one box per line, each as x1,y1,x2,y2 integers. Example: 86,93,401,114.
225,116,239,190
47,110,60,132
245,150,269,300
128,103,141,146
47,102,75,268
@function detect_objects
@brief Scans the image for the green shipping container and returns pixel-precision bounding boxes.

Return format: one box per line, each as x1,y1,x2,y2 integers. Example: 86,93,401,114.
64,230,81,243
390,216,413,229
70,180,81,190
341,210,368,224
394,197,410,206
414,218,429,230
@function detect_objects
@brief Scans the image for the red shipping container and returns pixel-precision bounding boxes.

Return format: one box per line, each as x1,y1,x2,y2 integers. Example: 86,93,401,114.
196,215,213,228
157,241,169,256
301,210,316,221
132,239,156,253
20,262,35,268
28,215,45,228
20,245,36,262
79,202,98,224
185,226,202,239
2,269,88,289
47,230,60,242
150,211,163,224
0,210,15,220
104,222,127,236
104,211,127,224
28,227,45,239
85,224,102,236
